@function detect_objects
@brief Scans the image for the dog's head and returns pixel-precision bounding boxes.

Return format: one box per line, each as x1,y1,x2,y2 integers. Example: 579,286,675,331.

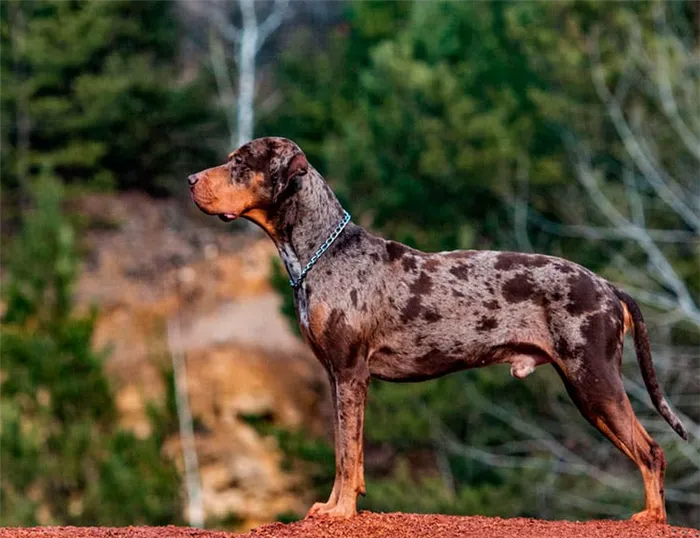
188,137,308,223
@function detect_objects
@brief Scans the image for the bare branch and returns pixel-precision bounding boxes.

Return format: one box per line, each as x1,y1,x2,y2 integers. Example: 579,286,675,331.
439,392,699,505
652,3,700,161
213,23,242,46
621,163,645,229
236,0,258,146
566,140,700,326
525,208,695,243
202,0,290,147
198,0,241,45
209,32,237,148
622,373,700,443
257,0,290,51
466,391,638,493
589,37,700,230
167,316,204,528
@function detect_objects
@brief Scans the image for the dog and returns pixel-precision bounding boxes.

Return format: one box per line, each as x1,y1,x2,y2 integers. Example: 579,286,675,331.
188,136,688,523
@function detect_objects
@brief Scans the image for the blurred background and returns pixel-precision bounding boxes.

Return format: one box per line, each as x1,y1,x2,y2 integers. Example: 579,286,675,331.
1,0,698,531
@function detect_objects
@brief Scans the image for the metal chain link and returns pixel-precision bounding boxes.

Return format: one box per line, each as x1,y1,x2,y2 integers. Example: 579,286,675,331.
289,210,351,289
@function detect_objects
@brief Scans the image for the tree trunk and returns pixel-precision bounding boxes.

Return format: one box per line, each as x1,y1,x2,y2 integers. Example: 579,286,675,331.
237,0,258,147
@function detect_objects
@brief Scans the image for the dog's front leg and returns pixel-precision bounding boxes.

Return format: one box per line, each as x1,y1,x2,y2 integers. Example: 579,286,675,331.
306,374,341,517
313,361,370,518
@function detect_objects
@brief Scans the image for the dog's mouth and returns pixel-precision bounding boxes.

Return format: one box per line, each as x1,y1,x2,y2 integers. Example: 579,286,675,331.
218,213,238,222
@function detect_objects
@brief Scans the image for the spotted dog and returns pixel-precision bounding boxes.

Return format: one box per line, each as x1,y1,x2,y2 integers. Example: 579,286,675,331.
188,137,688,523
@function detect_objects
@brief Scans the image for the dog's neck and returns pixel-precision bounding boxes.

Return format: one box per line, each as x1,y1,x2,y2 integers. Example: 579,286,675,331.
264,168,346,284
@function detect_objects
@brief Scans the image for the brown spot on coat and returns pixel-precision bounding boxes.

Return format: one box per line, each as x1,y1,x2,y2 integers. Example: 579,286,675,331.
401,296,422,323
322,308,366,369
410,271,433,296
554,263,575,274
580,311,618,359
324,308,346,341
566,273,600,315
476,316,498,332
423,310,442,323
423,258,439,272
502,273,537,304
449,264,469,280
386,241,407,262
418,348,448,366
484,300,500,310
553,336,576,360
350,289,358,308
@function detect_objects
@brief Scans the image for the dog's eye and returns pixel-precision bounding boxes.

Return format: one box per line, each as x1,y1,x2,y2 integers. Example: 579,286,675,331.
234,155,243,165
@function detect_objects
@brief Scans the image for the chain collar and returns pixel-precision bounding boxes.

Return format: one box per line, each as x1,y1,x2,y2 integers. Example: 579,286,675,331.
289,210,351,289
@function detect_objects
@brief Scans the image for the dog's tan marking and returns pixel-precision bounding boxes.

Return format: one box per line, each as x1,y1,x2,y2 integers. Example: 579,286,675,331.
622,300,633,334
244,208,278,239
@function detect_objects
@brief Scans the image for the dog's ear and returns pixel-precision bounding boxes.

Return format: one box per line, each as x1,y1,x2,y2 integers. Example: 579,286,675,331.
272,150,308,202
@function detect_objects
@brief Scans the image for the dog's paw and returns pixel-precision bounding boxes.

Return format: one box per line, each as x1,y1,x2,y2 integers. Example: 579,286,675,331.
305,501,334,519
314,504,356,519
631,509,666,524
305,500,356,519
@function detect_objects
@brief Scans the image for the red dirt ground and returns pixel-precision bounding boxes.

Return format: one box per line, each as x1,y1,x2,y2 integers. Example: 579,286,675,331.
2,513,699,538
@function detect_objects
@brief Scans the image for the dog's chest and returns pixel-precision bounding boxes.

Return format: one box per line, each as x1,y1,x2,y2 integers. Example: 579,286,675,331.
295,290,330,358
294,284,361,357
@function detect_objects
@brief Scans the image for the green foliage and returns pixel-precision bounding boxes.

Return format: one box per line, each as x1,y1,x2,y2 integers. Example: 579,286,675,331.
241,413,335,492
262,2,568,251
270,258,299,337
0,174,182,526
0,0,224,197
361,459,529,517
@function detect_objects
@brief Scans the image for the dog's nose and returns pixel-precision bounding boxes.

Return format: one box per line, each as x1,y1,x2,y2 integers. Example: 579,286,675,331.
188,174,199,187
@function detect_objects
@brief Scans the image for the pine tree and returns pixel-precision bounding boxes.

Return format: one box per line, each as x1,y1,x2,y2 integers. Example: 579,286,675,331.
0,174,182,525
0,0,224,196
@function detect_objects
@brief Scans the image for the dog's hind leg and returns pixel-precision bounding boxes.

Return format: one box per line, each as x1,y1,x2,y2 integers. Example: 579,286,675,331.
553,356,667,523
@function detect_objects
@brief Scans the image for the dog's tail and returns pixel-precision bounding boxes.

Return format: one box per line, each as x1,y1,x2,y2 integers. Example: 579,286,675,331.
615,288,688,440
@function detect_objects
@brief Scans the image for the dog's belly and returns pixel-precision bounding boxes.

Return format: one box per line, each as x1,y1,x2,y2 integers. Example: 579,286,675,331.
368,346,473,382
367,338,550,382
